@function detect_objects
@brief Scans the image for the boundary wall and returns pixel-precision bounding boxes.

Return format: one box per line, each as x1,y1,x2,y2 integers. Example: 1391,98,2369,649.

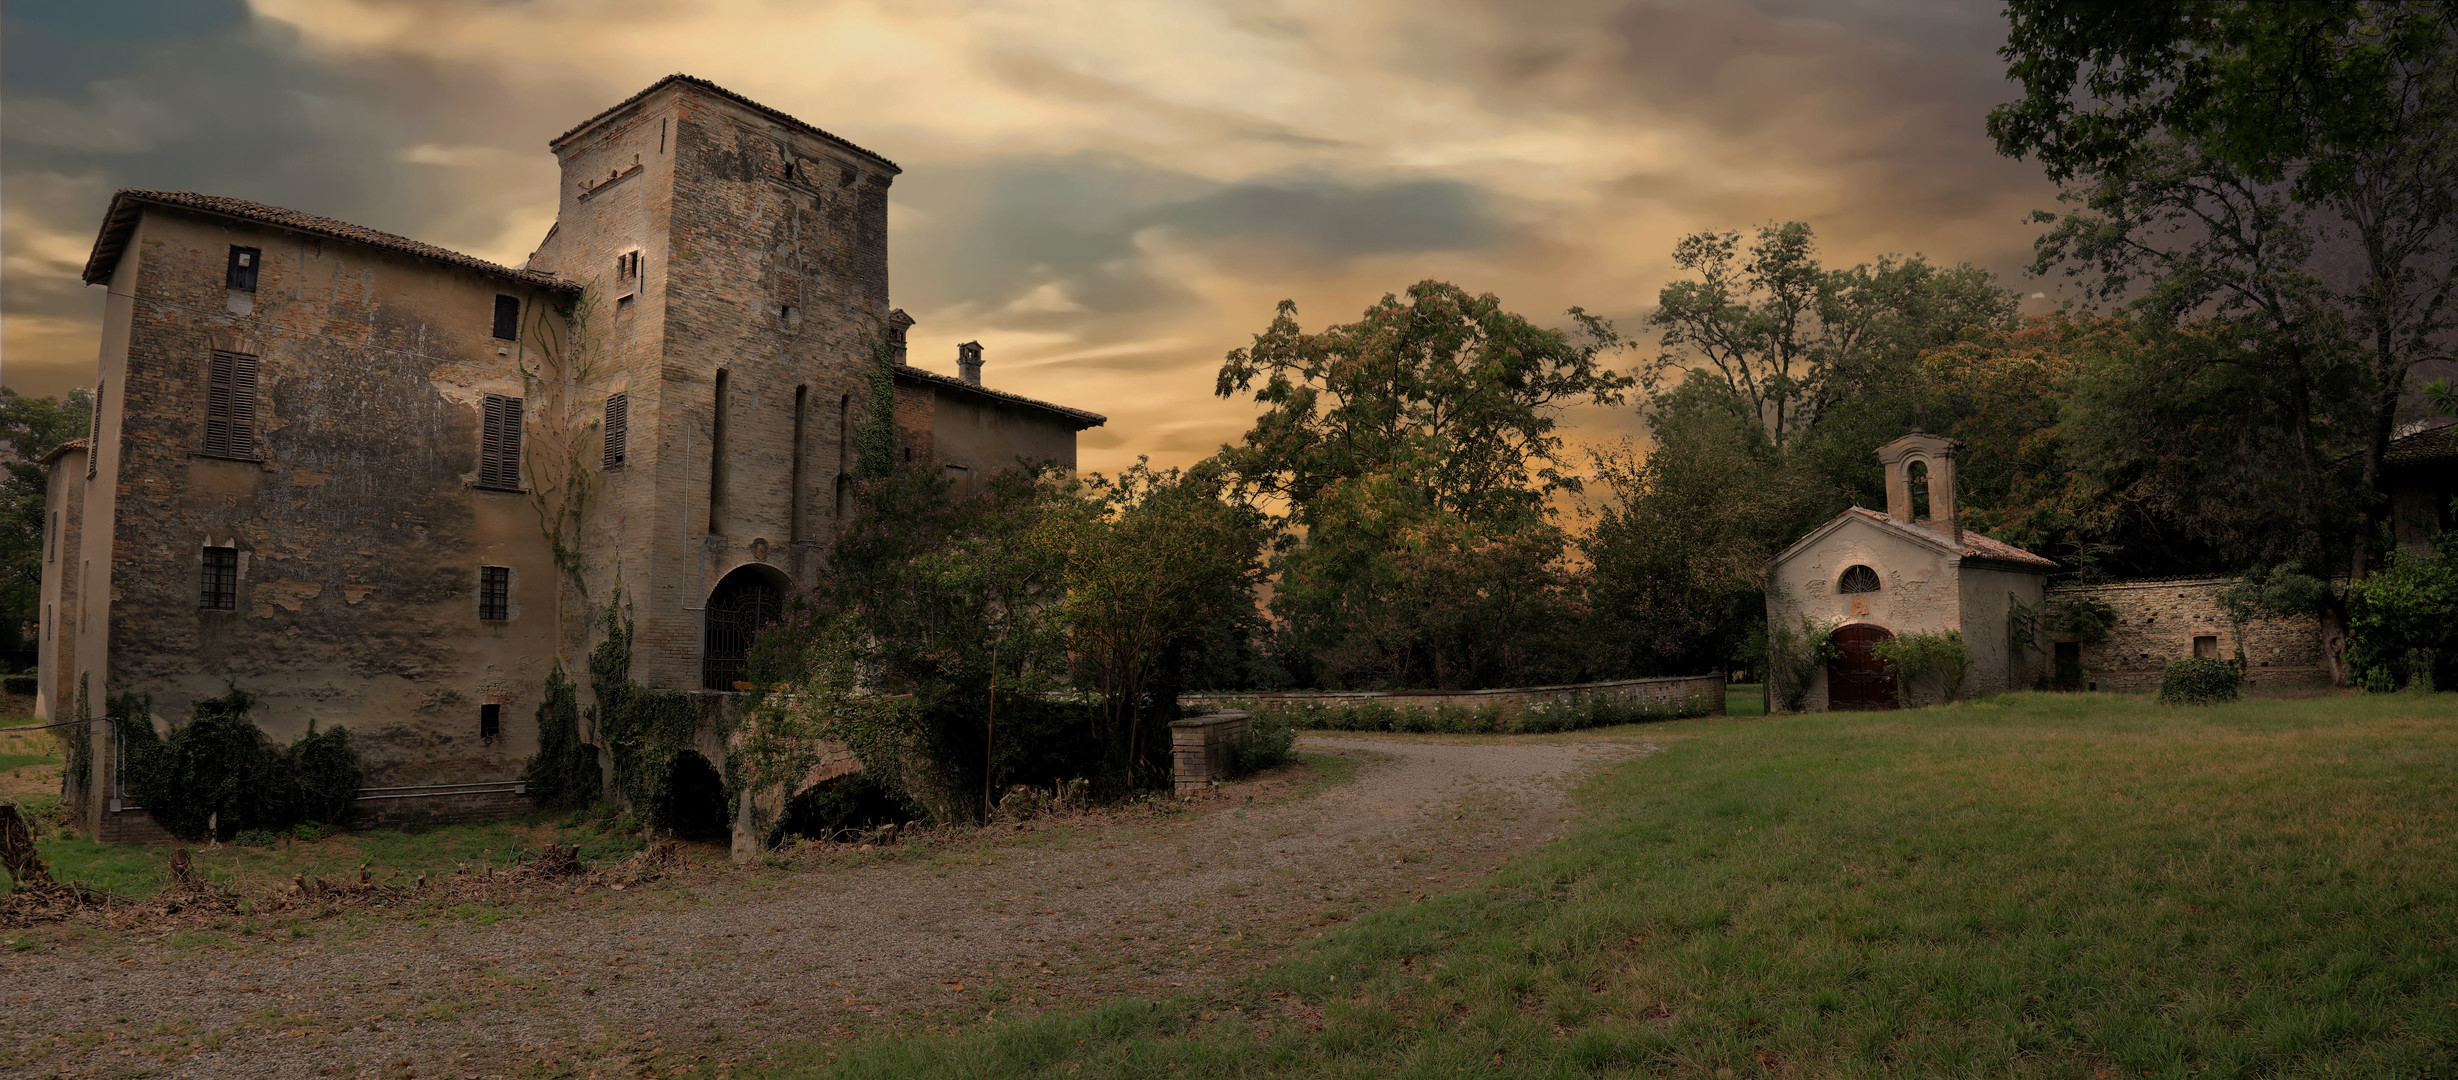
1183,674,1727,722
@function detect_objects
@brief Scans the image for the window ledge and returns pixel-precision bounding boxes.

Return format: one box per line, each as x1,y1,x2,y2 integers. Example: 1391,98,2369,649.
190,451,264,463
471,483,527,494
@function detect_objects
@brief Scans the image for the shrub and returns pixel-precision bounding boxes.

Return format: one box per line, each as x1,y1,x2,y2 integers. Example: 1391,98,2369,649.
1228,712,1295,775
0,673,35,696
2159,658,2242,705
2343,544,2458,693
1766,616,1842,713
114,685,365,842
1873,630,1973,706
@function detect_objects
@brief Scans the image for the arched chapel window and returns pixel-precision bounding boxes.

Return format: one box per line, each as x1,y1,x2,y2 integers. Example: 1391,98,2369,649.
1838,565,1881,594
1907,460,1931,520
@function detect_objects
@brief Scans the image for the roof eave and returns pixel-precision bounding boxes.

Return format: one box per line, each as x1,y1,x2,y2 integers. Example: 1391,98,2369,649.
549,74,901,173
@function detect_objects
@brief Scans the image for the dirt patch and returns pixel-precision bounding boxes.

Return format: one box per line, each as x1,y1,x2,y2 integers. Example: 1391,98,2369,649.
0,736,1652,1078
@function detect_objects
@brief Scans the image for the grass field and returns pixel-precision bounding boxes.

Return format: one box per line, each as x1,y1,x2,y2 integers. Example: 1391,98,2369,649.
766,690,2458,1079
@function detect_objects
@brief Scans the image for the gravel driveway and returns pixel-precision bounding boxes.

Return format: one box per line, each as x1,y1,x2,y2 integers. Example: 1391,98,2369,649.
2,735,1654,1078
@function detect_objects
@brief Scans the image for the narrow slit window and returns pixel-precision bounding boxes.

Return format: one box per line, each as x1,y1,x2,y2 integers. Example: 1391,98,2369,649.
201,546,239,610
226,246,261,292
708,369,729,533
479,703,502,742
201,350,261,459
478,393,524,489
602,392,628,470
791,386,809,542
478,565,511,621
1838,565,1881,594
88,378,103,479
491,295,521,341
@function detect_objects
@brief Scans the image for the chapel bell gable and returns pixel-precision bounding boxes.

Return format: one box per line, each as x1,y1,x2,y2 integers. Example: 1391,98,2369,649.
1876,432,1959,543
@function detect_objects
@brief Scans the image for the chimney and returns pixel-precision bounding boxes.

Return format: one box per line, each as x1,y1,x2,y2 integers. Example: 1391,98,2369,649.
1875,432,1960,543
957,341,984,385
887,309,914,365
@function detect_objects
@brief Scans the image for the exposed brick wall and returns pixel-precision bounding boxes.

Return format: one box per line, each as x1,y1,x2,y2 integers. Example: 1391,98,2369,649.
1184,674,1729,720
2045,577,2327,692
1170,712,1250,795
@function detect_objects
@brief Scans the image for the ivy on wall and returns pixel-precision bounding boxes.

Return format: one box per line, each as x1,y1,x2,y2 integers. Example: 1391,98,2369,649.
111,685,363,841
586,589,729,833
521,661,602,811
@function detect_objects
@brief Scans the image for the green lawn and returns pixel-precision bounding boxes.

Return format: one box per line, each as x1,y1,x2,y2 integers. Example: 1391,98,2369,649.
1724,682,1765,717
16,813,648,898
768,690,2458,1079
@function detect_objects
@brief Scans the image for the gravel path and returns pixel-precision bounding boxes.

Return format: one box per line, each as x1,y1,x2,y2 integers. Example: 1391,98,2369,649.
2,736,1653,1078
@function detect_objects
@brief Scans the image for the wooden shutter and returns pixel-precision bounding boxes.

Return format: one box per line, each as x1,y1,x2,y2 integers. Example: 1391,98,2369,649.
479,394,523,489
492,295,520,340
227,246,260,292
203,351,259,458
602,392,628,469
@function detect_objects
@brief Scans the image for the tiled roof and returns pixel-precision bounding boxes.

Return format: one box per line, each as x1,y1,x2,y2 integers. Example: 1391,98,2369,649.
893,365,1106,430
550,74,900,172
39,438,89,466
1844,506,2060,569
84,190,579,294
2383,422,2458,469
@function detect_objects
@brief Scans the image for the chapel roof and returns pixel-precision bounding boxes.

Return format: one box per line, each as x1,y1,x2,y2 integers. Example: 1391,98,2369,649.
2381,422,2458,470
83,190,580,295
1773,505,2058,572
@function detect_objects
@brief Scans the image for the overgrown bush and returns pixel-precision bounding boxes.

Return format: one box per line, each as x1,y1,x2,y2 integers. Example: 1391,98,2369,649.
1765,616,1841,713
1226,711,1295,776
1873,629,1972,706
2343,543,2458,693
2158,658,2242,705
114,685,365,842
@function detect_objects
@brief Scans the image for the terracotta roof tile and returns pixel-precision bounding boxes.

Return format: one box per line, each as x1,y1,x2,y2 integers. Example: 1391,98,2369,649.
2383,422,2458,469
84,190,579,294
893,365,1105,429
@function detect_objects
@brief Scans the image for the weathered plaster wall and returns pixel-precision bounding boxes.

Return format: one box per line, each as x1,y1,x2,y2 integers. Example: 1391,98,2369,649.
1958,565,2048,695
36,448,86,724
930,390,1082,492
2046,577,2326,692
83,208,573,808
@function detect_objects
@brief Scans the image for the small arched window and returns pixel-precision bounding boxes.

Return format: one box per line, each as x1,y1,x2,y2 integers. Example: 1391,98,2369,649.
1907,460,1931,520
1838,565,1881,594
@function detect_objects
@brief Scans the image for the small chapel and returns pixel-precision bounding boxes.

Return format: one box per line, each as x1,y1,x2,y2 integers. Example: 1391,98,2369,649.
1765,433,2058,710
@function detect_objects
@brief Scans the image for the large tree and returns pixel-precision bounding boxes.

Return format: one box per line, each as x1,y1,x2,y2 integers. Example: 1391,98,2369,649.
1212,281,1628,689
1990,1,2458,583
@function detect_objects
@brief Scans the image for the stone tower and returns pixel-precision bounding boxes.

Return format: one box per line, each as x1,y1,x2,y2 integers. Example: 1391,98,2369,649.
529,75,902,690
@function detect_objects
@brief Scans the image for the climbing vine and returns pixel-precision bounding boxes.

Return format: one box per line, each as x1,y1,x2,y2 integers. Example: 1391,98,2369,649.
1765,615,1841,712
518,282,607,597
521,661,602,811
586,588,724,833
854,330,900,481
62,672,93,816
1872,629,1972,706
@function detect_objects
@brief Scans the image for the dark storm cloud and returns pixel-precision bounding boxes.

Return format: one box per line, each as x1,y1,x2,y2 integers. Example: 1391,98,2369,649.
892,153,1503,322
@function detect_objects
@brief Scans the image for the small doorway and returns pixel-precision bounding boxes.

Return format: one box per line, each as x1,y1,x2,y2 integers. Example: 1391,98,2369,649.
1828,624,1897,710
702,565,784,690
2053,641,2083,690
660,750,731,840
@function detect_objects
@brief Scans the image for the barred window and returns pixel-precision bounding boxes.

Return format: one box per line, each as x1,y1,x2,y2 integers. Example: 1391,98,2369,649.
202,546,239,610
1838,565,1882,594
477,394,523,489
202,350,260,459
602,392,628,470
478,565,511,621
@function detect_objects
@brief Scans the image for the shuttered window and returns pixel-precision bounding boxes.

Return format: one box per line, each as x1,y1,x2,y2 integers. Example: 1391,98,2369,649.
602,392,628,469
478,394,523,490
227,247,260,292
201,350,260,459
478,565,511,621
492,295,520,341
201,547,239,611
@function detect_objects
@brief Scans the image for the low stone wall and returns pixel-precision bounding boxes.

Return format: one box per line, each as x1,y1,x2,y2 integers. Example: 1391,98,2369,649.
1184,674,1727,721
1169,711,1251,796
2046,577,2329,692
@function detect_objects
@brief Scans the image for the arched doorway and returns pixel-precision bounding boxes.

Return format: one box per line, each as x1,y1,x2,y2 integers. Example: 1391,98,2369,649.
1828,624,1897,710
659,750,730,840
702,565,784,690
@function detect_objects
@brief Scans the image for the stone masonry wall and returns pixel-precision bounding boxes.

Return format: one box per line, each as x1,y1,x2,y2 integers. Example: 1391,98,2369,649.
1184,674,1728,721
2046,577,2327,692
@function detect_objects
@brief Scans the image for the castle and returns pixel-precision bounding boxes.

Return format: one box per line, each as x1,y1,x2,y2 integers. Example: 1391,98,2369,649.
35,75,1103,841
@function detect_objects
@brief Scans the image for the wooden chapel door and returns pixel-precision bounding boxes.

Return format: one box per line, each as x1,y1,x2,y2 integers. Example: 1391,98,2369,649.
1828,625,1897,710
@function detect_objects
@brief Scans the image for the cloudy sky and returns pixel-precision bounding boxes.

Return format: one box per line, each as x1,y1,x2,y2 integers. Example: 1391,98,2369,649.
2,0,2056,474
